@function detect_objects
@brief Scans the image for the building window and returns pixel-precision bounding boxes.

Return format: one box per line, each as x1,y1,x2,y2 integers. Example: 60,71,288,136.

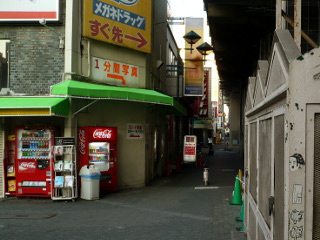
0,40,10,89
166,46,177,77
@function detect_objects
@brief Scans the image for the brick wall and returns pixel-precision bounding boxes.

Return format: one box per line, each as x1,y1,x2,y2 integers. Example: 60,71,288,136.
0,1,66,96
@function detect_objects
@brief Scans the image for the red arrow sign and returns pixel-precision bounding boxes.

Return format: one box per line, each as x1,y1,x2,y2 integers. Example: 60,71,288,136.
107,74,126,85
124,32,148,48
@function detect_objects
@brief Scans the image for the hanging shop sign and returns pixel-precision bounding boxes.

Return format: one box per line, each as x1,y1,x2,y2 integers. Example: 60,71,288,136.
83,0,151,53
92,56,139,87
184,18,204,96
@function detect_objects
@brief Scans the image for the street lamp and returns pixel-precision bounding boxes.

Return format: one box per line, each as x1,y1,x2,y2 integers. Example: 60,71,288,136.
183,30,202,53
175,32,214,101
196,42,214,61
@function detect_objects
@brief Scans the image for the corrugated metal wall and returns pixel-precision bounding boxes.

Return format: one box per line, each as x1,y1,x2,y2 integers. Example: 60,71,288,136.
250,122,257,202
274,114,285,240
258,119,272,227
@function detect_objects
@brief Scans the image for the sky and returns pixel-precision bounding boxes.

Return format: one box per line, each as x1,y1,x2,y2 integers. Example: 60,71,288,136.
168,0,219,102
168,0,206,18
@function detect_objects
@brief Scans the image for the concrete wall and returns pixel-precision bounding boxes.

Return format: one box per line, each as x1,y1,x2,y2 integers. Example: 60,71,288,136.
229,92,241,147
73,97,168,190
286,47,320,240
75,100,147,188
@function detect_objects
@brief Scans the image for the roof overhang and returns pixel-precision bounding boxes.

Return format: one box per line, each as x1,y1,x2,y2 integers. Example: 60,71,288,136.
0,97,69,117
51,80,186,115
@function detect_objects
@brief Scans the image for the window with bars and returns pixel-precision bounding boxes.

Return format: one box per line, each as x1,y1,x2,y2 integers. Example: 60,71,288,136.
286,0,320,54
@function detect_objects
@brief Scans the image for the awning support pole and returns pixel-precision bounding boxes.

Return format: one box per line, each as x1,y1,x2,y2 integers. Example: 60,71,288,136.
72,99,99,118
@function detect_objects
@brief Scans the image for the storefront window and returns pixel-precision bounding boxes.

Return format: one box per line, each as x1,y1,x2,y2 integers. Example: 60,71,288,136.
0,40,10,89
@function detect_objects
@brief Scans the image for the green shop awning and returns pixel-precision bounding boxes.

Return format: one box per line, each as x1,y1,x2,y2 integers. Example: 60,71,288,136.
51,80,186,115
0,97,69,116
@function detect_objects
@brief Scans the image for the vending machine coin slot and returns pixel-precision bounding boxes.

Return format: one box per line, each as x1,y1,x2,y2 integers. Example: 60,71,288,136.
37,160,49,170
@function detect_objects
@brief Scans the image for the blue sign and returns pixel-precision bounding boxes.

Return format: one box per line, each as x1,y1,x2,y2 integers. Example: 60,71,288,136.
93,0,146,30
112,0,139,6
185,86,202,95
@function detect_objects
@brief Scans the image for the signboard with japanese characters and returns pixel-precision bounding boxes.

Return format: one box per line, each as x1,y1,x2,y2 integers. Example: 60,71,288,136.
92,56,139,87
83,0,151,53
126,123,144,140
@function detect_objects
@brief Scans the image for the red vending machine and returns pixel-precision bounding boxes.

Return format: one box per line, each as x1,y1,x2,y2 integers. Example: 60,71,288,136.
15,127,54,197
78,126,118,193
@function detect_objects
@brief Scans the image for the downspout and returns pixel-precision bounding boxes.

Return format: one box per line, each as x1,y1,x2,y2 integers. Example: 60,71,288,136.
85,39,91,78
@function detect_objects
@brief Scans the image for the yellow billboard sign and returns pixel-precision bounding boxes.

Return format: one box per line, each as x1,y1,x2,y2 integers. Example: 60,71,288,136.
184,18,204,96
83,0,151,53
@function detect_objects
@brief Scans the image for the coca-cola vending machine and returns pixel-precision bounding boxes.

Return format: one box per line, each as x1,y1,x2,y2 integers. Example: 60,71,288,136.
78,126,118,193
15,127,54,197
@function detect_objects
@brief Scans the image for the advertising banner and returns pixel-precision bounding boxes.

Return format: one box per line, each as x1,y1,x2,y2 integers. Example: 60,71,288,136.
83,0,151,53
183,135,197,162
184,18,204,96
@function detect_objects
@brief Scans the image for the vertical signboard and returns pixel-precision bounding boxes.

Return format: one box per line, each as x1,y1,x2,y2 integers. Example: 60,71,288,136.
83,0,151,53
184,18,204,96
183,135,197,162
212,101,218,119
0,0,60,22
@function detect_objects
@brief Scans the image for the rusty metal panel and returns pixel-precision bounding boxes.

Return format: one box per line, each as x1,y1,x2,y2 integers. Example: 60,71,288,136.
258,118,272,227
274,114,285,240
313,113,320,239
250,122,257,201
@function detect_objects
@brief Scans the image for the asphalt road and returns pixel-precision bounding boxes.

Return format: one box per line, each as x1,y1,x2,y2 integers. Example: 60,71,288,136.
0,145,246,240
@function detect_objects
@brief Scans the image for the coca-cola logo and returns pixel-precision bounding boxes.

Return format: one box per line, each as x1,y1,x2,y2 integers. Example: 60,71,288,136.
19,162,36,171
93,129,112,139
79,129,86,155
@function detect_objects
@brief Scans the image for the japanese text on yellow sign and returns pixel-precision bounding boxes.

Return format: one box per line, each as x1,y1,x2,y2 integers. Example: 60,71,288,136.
83,0,151,53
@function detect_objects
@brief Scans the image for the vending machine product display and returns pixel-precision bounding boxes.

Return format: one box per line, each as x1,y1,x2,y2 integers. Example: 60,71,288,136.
78,126,118,193
15,127,54,197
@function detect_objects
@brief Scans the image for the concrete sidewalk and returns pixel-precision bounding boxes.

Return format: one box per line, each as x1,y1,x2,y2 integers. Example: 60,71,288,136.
0,144,246,240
